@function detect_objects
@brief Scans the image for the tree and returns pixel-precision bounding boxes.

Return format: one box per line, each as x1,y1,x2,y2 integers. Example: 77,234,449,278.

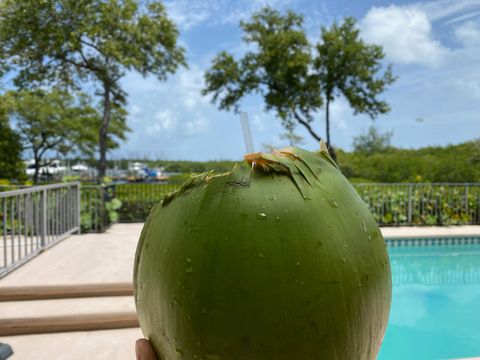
202,8,396,160
280,129,305,147
315,17,396,151
0,0,186,179
352,125,393,155
0,104,24,181
4,89,99,183
202,8,322,142
75,102,130,159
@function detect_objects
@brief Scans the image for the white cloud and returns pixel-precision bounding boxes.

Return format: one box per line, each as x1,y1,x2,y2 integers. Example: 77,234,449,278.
146,109,210,137
360,5,449,67
455,20,480,47
149,110,177,133
184,117,208,135
444,10,480,25
177,65,209,109
129,104,142,116
164,0,300,31
452,77,480,98
418,0,480,22
252,113,268,132
164,0,217,31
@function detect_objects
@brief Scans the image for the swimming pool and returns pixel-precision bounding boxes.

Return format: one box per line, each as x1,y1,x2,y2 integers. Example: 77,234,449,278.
378,237,480,360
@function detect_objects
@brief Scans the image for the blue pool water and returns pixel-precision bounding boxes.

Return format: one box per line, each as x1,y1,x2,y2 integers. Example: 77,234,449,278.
378,242,480,360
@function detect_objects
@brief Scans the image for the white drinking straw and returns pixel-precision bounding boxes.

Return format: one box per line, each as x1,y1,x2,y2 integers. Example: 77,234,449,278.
240,112,255,154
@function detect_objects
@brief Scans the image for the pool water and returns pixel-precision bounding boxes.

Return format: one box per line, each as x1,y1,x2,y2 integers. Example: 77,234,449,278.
378,243,480,360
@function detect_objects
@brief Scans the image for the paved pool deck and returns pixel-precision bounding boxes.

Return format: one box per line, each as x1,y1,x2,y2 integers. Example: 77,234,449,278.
0,223,479,360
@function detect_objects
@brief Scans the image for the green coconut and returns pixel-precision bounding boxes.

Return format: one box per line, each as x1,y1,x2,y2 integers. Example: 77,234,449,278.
134,144,391,360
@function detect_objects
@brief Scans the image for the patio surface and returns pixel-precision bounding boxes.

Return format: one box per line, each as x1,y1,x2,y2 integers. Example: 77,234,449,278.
0,223,479,359
0,223,143,360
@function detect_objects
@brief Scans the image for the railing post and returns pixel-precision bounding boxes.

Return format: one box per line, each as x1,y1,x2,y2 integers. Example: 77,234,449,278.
40,189,47,248
465,183,469,217
77,183,81,234
407,184,413,224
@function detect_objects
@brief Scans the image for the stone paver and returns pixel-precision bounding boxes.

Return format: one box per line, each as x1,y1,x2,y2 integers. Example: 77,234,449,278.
0,328,143,360
0,296,135,319
0,223,144,287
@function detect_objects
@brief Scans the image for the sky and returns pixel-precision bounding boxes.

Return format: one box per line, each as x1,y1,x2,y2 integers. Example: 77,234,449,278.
116,0,480,160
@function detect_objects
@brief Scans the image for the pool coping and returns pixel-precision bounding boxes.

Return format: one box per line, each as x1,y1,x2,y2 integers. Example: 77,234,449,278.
380,226,480,246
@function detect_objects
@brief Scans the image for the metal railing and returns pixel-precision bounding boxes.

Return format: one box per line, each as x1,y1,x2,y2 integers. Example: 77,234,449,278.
0,182,80,278
81,182,480,226
354,183,480,226
115,183,177,222
80,185,114,233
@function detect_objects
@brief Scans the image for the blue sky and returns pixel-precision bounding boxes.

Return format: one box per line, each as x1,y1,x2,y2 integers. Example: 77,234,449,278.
117,0,480,160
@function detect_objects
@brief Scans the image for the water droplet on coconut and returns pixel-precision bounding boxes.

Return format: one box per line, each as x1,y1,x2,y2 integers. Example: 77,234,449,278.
257,253,264,258
186,257,192,263
328,199,338,208
296,261,301,266
358,282,363,287
361,219,367,232
256,212,267,220
274,216,281,222
206,354,221,360
185,266,194,273
268,195,277,201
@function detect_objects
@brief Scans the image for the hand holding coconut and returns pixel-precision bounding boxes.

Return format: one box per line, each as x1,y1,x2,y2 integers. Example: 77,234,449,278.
134,144,391,360
136,339,157,360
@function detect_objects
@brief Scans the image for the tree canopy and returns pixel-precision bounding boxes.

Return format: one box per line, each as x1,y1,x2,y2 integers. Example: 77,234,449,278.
315,17,396,149
0,103,24,181
203,7,396,160
337,140,480,183
203,8,320,137
4,89,99,183
0,0,186,179
352,125,393,155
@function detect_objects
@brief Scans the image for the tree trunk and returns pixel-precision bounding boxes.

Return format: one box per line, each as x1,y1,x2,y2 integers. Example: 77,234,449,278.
98,81,111,181
325,97,337,162
293,111,322,142
325,98,330,145
33,150,40,184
